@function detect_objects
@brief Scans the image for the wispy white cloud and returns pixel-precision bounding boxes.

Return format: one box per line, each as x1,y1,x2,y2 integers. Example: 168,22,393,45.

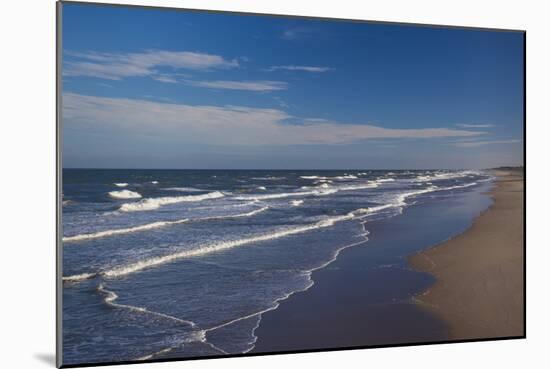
63,50,239,80
63,93,486,146
151,75,179,84
183,80,288,92
451,139,521,148
455,123,495,128
282,27,315,40
266,65,333,73
273,96,289,108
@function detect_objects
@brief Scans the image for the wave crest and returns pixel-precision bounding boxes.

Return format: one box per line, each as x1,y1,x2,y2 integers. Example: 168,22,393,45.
102,212,355,278
120,191,224,212
109,190,142,199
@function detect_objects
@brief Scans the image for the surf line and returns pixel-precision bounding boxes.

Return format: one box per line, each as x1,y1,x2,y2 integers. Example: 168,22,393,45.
97,283,197,328
202,230,372,354
135,333,229,362
63,181,480,283
63,206,269,244
135,227,372,360
97,283,230,360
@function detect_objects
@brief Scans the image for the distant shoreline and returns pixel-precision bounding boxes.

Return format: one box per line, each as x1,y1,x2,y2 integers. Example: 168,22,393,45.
409,169,524,339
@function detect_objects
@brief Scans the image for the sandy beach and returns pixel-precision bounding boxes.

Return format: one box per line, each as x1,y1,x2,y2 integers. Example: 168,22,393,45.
410,170,524,340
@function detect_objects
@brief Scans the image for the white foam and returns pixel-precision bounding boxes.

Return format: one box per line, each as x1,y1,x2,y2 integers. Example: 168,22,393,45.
290,200,304,207
201,206,269,221
299,175,325,179
352,181,478,219
108,190,142,199
64,180,480,281
114,183,128,187
376,178,395,183
394,182,477,205
413,170,478,183
164,187,204,192
102,212,357,278
251,176,285,180
119,191,225,212
97,283,196,326
302,174,357,181
415,175,432,182
62,272,96,282
151,181,159,184
352,203,397,216
337,182,379,191
137,347,175,361
445,182,478,190
235,189,337,201
63,218,190,243
64,206,268,243
97,213,373,364
257,186,267,190
334,175,358,180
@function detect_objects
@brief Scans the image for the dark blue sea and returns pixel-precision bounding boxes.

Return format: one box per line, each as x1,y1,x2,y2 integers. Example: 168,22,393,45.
62,169,493,365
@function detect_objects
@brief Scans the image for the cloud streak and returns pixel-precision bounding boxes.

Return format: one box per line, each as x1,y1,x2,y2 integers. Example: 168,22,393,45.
266,65,332,73
63,93,486,146
63,50,239,80
281,27,315,40
455,123,495,128
183,80,288,91
451,139,521,148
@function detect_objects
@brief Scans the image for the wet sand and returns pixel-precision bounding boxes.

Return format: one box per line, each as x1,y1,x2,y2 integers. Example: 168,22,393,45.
410,170,524,339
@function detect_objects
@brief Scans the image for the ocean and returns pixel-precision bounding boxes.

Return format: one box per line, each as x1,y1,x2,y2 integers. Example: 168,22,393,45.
61,169,493,364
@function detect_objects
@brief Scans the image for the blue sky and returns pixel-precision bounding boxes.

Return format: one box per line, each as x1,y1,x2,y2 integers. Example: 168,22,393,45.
61,3,524,169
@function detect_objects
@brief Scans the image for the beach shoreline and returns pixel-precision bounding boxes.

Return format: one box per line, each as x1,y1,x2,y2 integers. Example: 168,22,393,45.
409,170,524,340
251,175,500,353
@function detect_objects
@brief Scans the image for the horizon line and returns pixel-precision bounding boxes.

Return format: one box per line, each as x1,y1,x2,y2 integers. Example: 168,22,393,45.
62,166,523,171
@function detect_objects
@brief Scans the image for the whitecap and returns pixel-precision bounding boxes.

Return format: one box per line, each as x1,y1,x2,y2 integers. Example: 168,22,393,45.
333,175,358,180
164,187,204,192
119,191,225,212
64,206,269,244
235,189,337,201
108,190,142,199
101,212,356,278
63,218,190,243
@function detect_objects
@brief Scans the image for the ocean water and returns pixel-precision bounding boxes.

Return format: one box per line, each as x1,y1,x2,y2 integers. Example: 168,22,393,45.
61,169,493,365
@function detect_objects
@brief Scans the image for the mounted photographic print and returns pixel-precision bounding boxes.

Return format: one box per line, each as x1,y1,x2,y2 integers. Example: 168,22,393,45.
57,1,525,367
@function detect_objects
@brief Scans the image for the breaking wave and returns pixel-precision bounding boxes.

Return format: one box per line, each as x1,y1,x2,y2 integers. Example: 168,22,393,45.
235,189,337,201
120,191,225,212
63,218,190,243
109,190,142,199
101,213,357,278
163,187,204,192
64,206,269,243
63,180,481,282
